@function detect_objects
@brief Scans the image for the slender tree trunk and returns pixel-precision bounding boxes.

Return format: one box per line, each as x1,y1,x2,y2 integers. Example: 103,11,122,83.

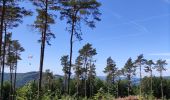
89,60,93,97
84,58,87,97
13,52,18,100
38,0,48,98
160,71,164,100
68,18,75,95
0,3,6,97
9,65,13,100
8,39,13,100
38,31,44,97
128,74,131,96
139,65,142,99
150,67,153,99
1,23,7,99
117,80,119,98
76,80,79,98
64,74,67,93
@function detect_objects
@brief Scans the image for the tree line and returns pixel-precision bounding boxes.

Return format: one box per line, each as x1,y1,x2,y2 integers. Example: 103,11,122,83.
1,42,169,100
0,0,101,99
0,0,169,100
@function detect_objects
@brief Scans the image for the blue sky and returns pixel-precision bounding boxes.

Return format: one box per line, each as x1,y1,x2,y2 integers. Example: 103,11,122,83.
5,0,170,76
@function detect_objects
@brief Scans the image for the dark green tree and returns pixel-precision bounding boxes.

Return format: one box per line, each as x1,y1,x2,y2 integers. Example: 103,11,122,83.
154,59,167,100
122,58,136,96
78,43,97,97
58,0,101,94
115,69,123,98
60,55,69,93
5,33,14,100
103,57,117,94
74,55,83,97
12,40,24,100
29,0,57,98
144,60,154,97
134,54,146,99
88,62,96,97
0,3,31,98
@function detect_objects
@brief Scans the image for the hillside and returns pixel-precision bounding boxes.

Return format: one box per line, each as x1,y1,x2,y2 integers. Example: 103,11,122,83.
3,72,170,88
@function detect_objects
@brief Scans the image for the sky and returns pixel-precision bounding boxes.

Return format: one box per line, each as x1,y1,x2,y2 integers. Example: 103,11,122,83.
5,0,170,77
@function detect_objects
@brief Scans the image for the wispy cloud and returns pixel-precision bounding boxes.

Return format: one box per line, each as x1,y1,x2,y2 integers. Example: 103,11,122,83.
163,0,170,4
107,11,150,34
149,53,170,56
134,13,170,22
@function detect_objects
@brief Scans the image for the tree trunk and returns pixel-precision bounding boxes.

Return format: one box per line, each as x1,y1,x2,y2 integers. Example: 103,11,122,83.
68,16,75,95
76,80,79,98
0,2,6,97
160,71,164,100
8,39,13,100
13,54,18,100
9,65,13,100
139,65,142,99
84,58,87,97
150,67,153,99
38,0,48,98
117,80,119,98
1,23,7,99
128,74,131,96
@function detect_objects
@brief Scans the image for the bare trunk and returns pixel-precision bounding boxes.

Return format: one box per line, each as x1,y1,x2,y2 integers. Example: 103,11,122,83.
38,0,48,98
68,18,75,95
8,39,13,100
160,71,164,100
9,65,13,100
1,23,7,99
76,80,79,98
13,55,17,100
38,32,45,97
0,2,6,97
64,74,67,93
84,58,87,97
150,67,153,98
89,60,92,97
140,65,142,99
128,74,131,96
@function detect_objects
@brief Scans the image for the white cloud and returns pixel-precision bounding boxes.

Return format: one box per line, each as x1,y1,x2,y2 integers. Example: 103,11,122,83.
149,53,170,56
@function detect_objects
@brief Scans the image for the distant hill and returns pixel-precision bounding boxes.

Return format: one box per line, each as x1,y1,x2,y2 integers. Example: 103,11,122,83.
3,72,39,87
2,72,170,87
3,72,62,87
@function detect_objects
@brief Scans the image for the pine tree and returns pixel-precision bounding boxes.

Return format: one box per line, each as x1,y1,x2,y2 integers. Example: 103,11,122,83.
74,55,83,97
78,43,97,97
88,62,96,97
134,54,146,99
154,59,167,100
103,57,117,94
144,60,154,98
60,55,69,93
58,0,101,94
29,0,57,98
115,69,123,98
0,3,31,98
122,58,136,96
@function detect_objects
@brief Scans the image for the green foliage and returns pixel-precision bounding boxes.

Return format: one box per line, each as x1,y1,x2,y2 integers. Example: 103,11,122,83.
142,76,170,99
12,76,170,99
122,58,136,96
2,81,10,100
16,81,38,100
93,88,114,100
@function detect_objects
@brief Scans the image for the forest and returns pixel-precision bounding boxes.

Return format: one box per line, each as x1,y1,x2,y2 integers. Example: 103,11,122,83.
0,0,170,100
